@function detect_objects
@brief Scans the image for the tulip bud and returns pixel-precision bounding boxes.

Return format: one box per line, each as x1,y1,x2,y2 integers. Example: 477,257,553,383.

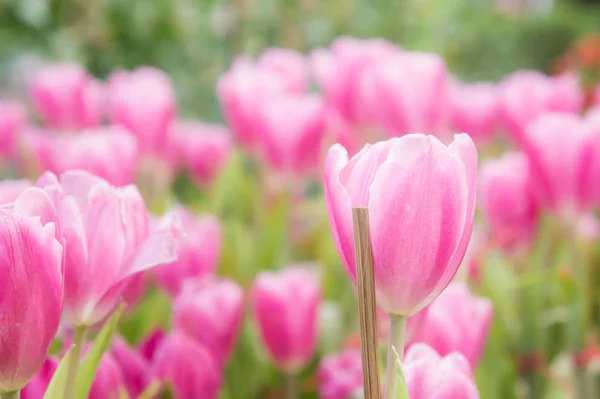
154,206,221,296
450,82,500,142
324,134,477,316
317,348,363,399
409,282,493,367
37,170,179,326
258,48,308,93
30,63,104,130
151,331,222,399
174,277,244,364
251,266,321,373
0,188,63,392
404,344,481,399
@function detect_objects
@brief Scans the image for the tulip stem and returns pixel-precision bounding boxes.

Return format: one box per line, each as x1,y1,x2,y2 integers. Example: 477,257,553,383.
284,373,298,399
384,314,407,399
1,391,20,399
63,325,88,399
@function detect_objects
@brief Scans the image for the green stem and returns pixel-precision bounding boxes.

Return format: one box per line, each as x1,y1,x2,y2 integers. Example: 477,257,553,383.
63,325,88,399
1,391,20,399
284,373,297,399
384,314,407,399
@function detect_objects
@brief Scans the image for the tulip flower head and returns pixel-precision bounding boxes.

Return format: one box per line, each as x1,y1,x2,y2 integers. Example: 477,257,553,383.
318,348,363,399
324,134,477,316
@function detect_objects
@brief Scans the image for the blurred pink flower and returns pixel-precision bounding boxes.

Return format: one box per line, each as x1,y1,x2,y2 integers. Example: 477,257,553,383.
21,357,58,399
88,352,125,399
0,101,26,158
37,170,180,326
311,36,399,125
173,277,245,364
480,151,538,248
112,337,152,398
107,67,176,156
317,348,362,399
257,93,327,176
151,330,222,399
324,134,477,316
154,206,221,297
258,48,308,93
500,71,583,143
409,282,493,367
138,328,167,363
251,266,321,373
404,344,480,399
0,179,32,204
171,120,233,186
450,81,500,142
30,63,104,130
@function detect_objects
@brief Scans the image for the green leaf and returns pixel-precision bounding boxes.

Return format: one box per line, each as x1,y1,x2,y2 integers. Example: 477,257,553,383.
74,304,125,399
394,348,410,399
42,347,73,399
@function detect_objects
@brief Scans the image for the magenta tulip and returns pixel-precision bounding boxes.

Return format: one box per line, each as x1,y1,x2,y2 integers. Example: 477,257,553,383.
49,125,139,186
450,82,500,142
154,206,221,296
151,331,222,399
311,36,399,125
251,266,321,373
500,71,583,142
107,67,176,155
172,121,233,186
0,101,25,158
409,282,493,367
404,344,480,399
0,188,63,392
88,352,125,399
173,277,244,363
138,328,166,363
258,48,308,93
257,93,327,176
479,151,537,247
360,52,450,137
217,58,292,149
30,63,104,130
21,357,58,399
317,348,362,399
112,337,152,398
324,134,477,316
37,170,179,326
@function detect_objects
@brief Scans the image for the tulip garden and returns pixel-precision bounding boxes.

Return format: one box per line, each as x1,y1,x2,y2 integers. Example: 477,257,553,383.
3,1,600,399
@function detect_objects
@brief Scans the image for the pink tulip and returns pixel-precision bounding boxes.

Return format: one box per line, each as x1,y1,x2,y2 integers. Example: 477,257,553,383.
138,328,166,362
30,63,104,130
172,121,233,186
173,277,244,363
121,272,147,311
360,52,450,137
251,266,321,373
479,152,537,247
88,352,125,399
153,206,221,296
36,170,179,326
17,126,56,174
404,344,480,399
311,37,399,125
0,179,31,204
112,337,152,398
500,71,583,142
450,82,500,141
317,348,362,399
257,94,327,176
151,331,222,399
49,125,139,186
0,101,26,157
0,188,63,392
521,113,598,216
21,357,58,399
409,282,493,367
217,58,292,149
258,48,308,93
107,67,176,155
324,134,477,316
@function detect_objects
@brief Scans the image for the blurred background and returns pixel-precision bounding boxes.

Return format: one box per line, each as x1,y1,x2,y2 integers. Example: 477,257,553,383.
2,0,600,121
